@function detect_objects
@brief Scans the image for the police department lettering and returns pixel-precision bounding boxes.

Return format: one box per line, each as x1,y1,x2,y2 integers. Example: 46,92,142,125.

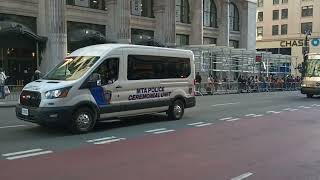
128,87,172,100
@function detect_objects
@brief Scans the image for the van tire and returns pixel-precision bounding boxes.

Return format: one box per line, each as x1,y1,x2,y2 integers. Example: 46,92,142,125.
69,108,96,134
307,94,314,98
168,100,185,120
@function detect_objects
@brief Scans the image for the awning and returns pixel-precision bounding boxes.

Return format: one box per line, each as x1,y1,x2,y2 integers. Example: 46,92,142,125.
68,29,107,51
0,21,47,48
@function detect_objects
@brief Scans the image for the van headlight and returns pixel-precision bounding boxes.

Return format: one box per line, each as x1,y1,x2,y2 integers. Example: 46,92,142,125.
45,87,71,99
301,84,307,87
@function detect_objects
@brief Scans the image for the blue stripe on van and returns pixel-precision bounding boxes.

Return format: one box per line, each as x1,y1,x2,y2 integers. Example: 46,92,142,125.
90,87,108,106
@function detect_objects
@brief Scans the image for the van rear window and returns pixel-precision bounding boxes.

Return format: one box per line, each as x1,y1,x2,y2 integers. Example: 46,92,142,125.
127,55,191,80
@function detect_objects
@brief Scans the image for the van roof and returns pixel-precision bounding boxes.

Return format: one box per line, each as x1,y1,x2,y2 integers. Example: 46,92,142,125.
68,44,194,57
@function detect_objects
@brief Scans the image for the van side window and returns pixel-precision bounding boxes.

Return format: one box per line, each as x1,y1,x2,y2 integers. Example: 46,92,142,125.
127,55,191,80
93,58,119,85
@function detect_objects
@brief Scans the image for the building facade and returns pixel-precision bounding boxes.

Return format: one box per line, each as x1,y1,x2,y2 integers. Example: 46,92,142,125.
256,0,320,76
0,0,256,85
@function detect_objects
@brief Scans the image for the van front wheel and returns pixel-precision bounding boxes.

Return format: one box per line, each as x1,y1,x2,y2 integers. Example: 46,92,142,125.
70,108,96,134
168,100,184,120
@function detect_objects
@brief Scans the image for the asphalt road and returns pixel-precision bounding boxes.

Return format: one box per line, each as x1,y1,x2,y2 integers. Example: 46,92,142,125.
1,91,320,179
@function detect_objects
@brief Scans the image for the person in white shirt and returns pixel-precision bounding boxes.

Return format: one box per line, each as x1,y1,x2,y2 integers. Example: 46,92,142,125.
0,68,7,98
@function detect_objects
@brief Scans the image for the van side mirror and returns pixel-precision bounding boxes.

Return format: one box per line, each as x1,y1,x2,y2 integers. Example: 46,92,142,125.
88,73,101,87
298,63,305,74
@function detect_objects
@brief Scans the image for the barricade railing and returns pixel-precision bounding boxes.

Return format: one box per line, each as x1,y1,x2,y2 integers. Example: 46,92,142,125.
0,85,23,102
196,82,301,96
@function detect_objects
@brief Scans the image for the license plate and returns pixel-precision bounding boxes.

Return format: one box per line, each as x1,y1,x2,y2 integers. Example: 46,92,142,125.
21,108,29,116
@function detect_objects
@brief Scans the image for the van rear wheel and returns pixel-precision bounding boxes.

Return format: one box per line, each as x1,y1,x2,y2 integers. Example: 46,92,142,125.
307,94,314,98
69,108,96,134
168,100,184,120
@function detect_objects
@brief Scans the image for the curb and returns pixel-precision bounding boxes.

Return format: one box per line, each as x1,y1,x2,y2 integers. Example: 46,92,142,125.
0,102,18,108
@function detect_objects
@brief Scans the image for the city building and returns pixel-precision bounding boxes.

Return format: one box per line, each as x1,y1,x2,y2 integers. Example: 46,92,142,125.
0,0,256,85
256,0,320,76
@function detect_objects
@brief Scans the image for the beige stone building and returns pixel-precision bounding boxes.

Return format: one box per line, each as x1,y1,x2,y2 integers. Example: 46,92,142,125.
256,0,320,76
0,0,256,85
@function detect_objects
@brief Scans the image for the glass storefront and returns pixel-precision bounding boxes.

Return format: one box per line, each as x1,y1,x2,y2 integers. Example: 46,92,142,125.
0,14,45,85
131,29,154,45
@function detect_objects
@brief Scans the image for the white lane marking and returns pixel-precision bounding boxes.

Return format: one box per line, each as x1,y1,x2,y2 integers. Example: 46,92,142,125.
266,111,282,114
220,117,233,121
245,114,256,117
227,118,240,122
252,114,264,118
94,138,126,145
211,102,240,107
311,104,318,107
231,172,254,180
298,106,311,109
6,151,53,160
145,128,167,133
2,149,43,157
188,122,205,126
87,136,116,143
0,125,27,129
195,123,212,127
289,108,298,111
283,108,293,111
153,129,175,134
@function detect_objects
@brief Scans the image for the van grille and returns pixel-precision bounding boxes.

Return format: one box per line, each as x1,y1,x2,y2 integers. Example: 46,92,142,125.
20,91,41,108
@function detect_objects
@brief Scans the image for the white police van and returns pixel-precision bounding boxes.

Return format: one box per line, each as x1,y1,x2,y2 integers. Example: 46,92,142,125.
16,44,196,133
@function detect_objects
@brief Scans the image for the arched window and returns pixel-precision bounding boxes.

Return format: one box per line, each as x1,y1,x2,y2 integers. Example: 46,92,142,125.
203,0,217,27
229,3,239,31
176,0,190,24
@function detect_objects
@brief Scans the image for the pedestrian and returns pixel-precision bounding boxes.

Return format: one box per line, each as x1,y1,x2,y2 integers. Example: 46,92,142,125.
195,72,202,93
32,70,41,81
207,74,214,95
0,68,7,99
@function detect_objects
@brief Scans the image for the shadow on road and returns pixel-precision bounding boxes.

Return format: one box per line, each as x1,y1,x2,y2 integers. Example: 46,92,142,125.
94,114,169,132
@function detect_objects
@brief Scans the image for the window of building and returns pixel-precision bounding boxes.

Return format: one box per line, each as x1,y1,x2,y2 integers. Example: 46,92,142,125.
272,25,279,35
273,0,279,5
273,10,279,20
203,37,217,44
131,0,154,18
229,3,240,31
203,0,217,27
257,27,263,37
301,22,312,33
66,0,106,10
282,0,288,4
258,0,263,7
302,6,313,17
258,12,263,22
176,0,190,24
281,9,288,19
127,55,191,80
281,24,288,35
229,40,239,48
131,29,154,45
176,34,189,46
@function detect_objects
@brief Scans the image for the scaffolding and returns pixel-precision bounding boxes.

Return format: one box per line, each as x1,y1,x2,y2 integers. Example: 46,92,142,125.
180,45,293,82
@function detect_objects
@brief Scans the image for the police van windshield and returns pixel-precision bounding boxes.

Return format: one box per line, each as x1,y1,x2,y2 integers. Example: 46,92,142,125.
44,56,100,81
306,59,320,77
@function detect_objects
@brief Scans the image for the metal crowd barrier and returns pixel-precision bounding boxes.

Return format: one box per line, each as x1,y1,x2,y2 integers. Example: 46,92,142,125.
196,82,301,96
0,85,23,102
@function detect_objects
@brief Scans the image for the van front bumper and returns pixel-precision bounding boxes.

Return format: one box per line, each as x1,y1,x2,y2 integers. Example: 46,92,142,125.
16,104,73,126
301,87,320,95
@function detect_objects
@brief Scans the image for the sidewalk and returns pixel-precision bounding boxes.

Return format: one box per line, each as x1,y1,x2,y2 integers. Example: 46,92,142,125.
0,101,18,107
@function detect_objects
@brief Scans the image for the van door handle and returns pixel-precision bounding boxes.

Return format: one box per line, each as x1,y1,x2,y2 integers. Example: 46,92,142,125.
116,85,122,89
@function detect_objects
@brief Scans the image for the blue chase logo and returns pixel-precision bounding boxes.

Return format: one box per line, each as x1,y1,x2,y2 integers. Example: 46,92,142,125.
311,38,320,47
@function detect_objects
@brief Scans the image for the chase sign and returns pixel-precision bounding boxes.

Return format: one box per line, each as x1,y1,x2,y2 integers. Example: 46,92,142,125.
280,38,320,47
